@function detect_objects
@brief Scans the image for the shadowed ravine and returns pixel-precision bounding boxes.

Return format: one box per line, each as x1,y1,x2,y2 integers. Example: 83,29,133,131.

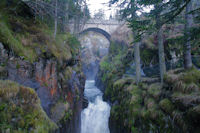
81,80,111,133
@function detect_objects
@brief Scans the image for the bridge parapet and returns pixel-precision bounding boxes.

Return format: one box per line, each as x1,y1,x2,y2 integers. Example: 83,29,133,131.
69,19,124,39
86,19,124,25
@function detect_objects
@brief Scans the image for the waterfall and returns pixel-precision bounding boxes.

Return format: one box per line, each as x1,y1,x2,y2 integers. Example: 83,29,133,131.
81,80,111,133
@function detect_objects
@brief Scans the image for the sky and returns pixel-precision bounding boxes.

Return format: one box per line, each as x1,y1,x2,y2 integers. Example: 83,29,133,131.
86,0,152,19
86,0,117,19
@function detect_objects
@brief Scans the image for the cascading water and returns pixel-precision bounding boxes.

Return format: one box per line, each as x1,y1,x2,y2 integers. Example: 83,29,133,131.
81,80,111,133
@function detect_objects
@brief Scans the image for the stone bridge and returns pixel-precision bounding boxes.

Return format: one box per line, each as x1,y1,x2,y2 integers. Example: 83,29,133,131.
70,19,124,41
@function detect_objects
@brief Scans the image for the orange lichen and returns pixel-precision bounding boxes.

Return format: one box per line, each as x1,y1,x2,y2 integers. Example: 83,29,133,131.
50,88,57,96
67,91,73,104
35,62,58,97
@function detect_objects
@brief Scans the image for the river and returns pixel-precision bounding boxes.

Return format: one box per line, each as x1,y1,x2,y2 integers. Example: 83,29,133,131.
81,80,111,133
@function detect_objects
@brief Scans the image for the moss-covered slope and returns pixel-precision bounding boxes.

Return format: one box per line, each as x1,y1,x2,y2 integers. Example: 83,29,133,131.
0,0,80,63
96,40,200,133
0,80,58,132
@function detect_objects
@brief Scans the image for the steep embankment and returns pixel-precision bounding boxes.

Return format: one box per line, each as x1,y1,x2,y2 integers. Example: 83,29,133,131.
0,80,57,132
0,1,85,132
96,24,200,133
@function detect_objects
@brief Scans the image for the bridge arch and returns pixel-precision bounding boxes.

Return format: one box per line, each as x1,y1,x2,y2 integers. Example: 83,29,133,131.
79,28,111,42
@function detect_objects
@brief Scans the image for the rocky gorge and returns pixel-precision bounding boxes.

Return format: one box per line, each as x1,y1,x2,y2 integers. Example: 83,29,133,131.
0,0,200,133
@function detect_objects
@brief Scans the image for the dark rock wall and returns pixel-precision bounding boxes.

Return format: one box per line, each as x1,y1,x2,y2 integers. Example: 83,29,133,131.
0,43,85,133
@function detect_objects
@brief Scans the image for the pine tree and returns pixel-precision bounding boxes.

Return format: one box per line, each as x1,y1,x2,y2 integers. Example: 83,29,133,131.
110,0,142,84
111,0,192,84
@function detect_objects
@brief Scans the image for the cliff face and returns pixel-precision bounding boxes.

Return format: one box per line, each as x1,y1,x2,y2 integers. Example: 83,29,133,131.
0,1,85,132
0,44,85,132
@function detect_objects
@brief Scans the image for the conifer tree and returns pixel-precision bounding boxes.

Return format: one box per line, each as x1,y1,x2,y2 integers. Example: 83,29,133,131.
111,0,192,84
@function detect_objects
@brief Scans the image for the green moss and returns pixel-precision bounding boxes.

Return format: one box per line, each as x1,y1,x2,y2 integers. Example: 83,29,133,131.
147,83,162,100
141,49,156,66
128,84,142,105
165,68,200,94
159,98,174,114
16,62,20,69
131,126,138,133
145,98,157,109
0,3,80,63
65,33,80,56
64,67,73,80
0,20,37,62
172,92,200,109
100,56,111,71
114,78,135,90
47,33,72,61
109,41,126,55
187,105,200,121
180,68,200,87
172,110,188,132
62,109,72,121
0,80,58,132
0,66,7,78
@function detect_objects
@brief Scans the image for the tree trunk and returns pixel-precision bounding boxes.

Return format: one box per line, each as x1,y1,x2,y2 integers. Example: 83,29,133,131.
155,2,166,84
184,0,193,69
158,27,166,84
73,15,81,36
73,16,78,35
61,0,69,32
134,42,141,84
54,0,58,38
131,1,141,84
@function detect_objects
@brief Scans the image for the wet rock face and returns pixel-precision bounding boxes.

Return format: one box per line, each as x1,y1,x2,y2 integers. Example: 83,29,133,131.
79,31,109,79
0,42,85,133
35,59,58,96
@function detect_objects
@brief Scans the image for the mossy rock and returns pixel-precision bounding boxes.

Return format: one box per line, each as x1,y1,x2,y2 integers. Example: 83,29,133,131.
159,98,174,114
141,108,150,120
165,68,200,93
139,83,148,90
132,104,142,118
147,83,162,101
113,78,135,90
141,77,160,84
172,110,188,132
147,107,163,122
51,102,70,123
172,80,199,94
128,84,143,106
145,98,157,109
187,105,200,124
144,98,166,122
172,92,200,109
164,71,180,85
180,68,200,87
0,80,58,132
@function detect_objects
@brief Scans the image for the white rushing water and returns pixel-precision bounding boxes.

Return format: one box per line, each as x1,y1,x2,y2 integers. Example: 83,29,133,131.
81,80,111,133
